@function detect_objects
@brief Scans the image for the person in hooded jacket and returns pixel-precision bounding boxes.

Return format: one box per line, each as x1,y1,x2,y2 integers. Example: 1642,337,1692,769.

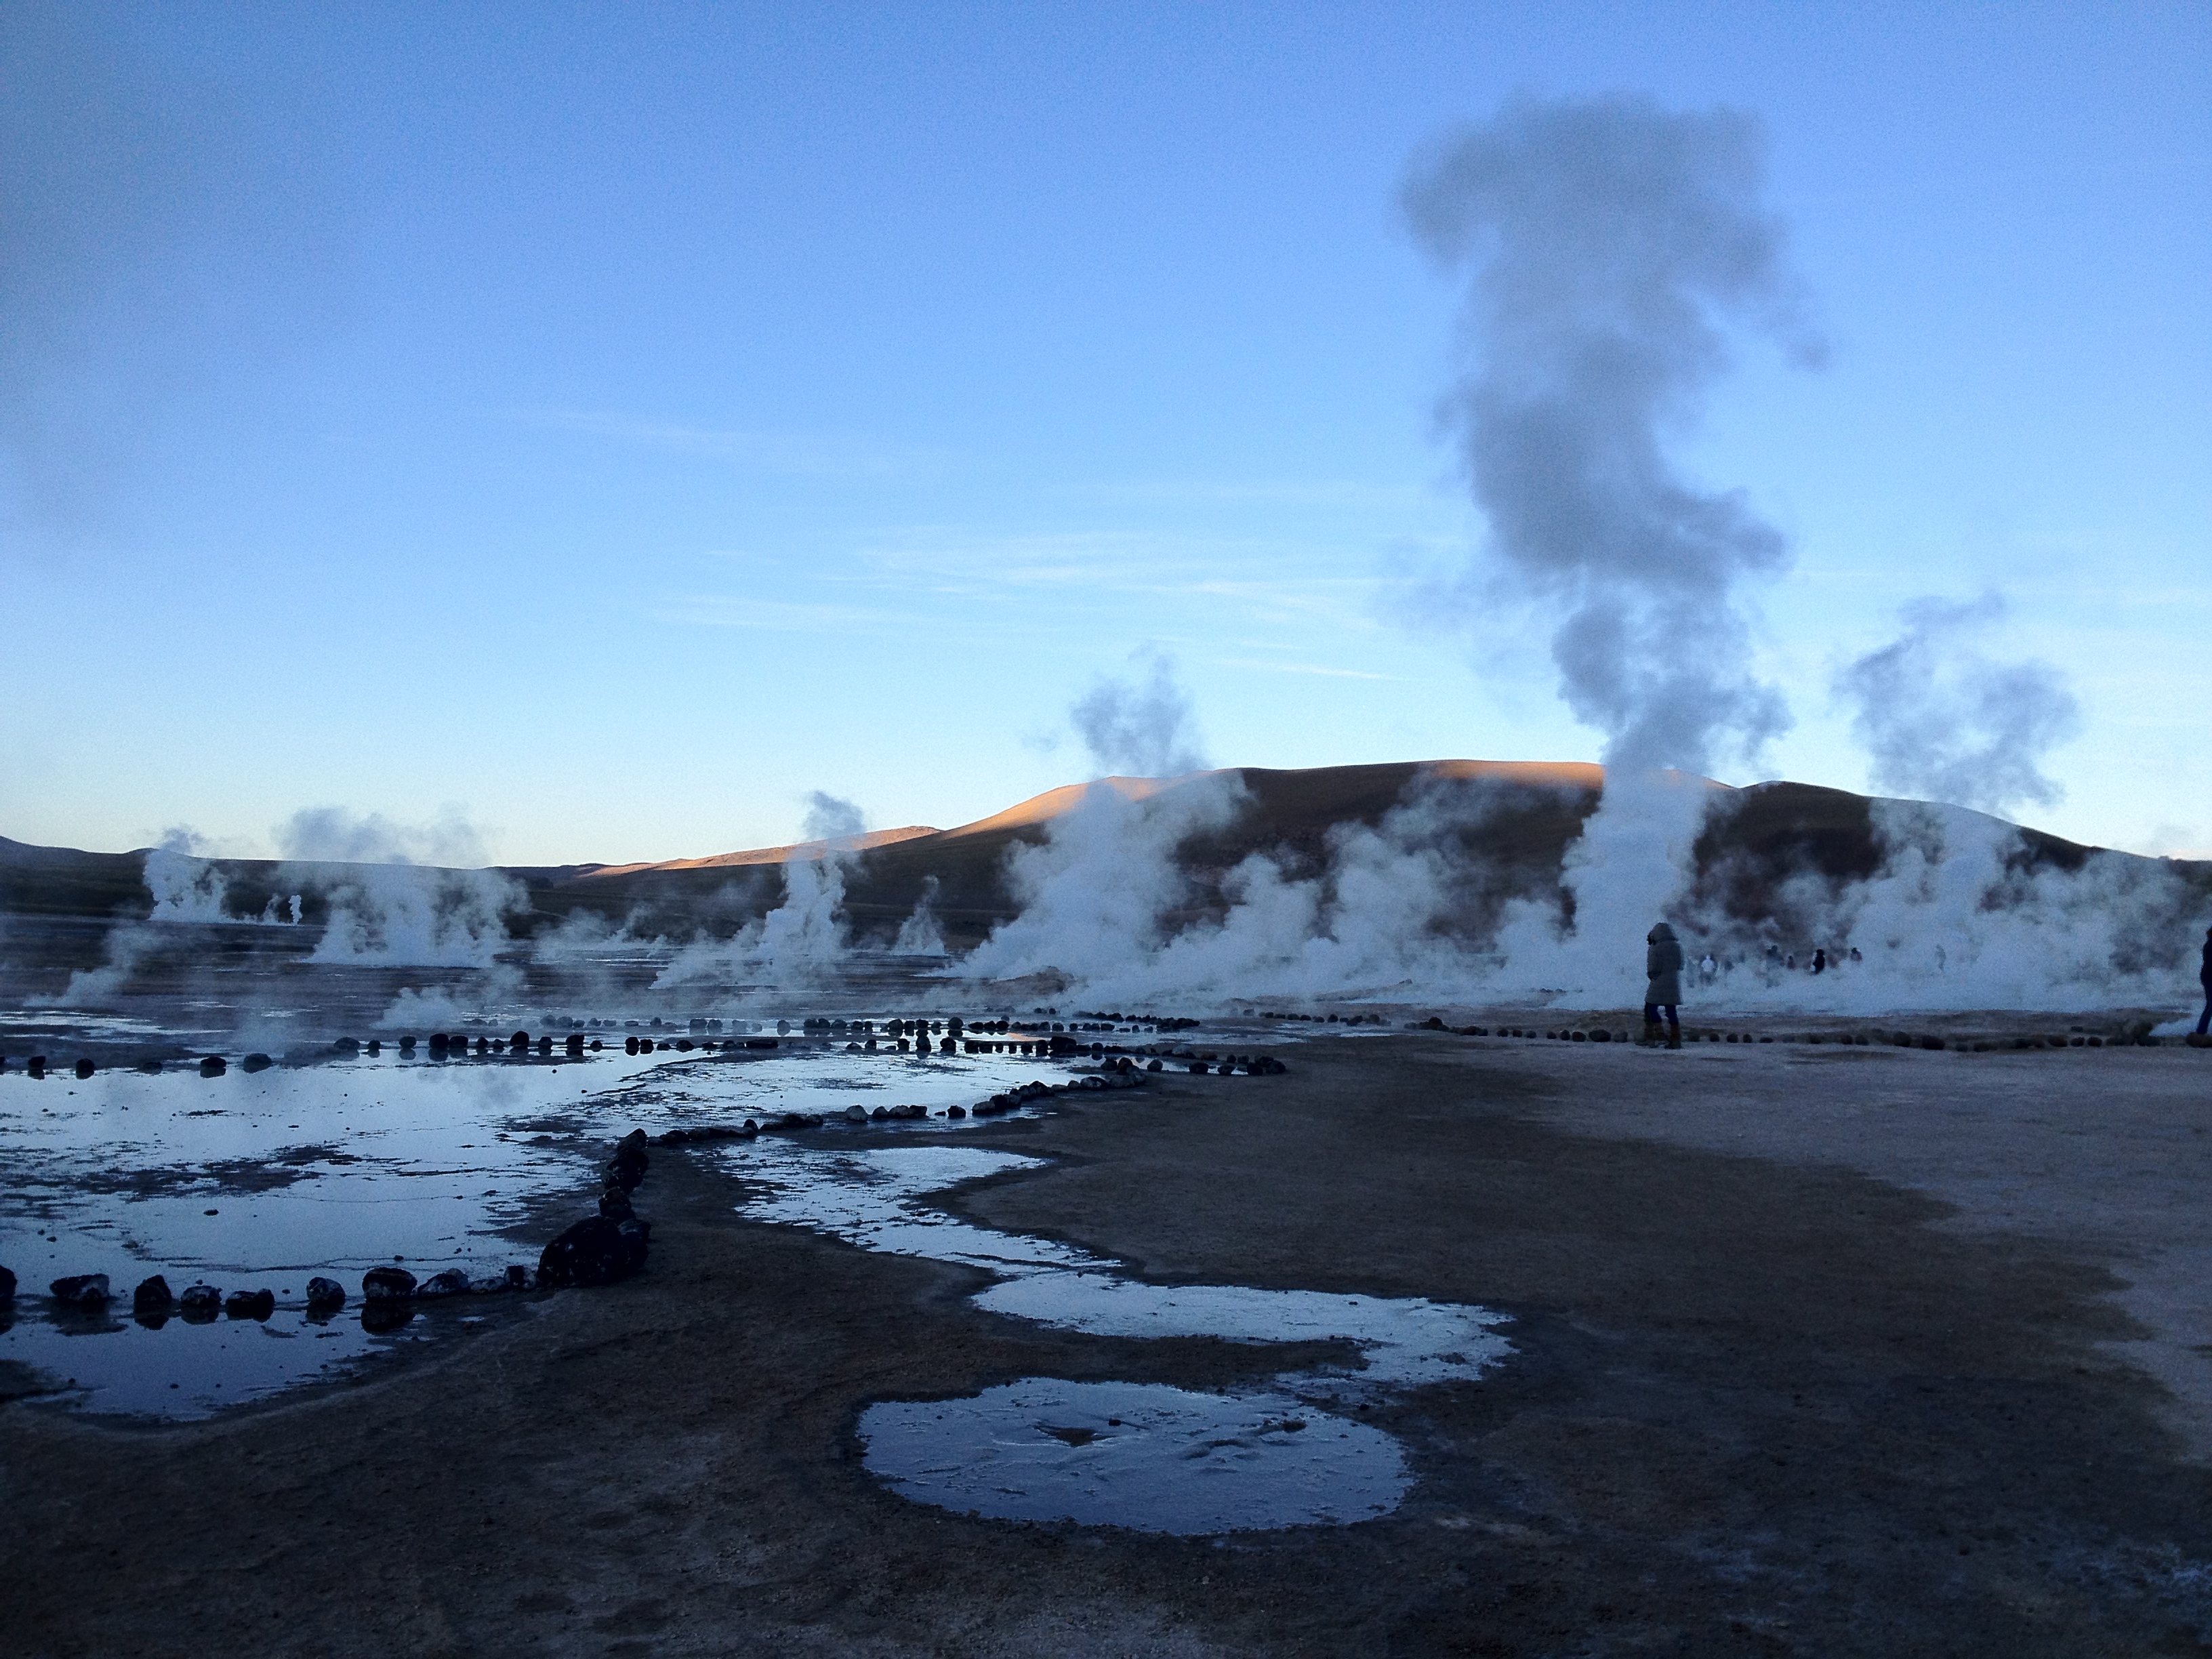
1645,922,1685,1050
2195,924,2211,1037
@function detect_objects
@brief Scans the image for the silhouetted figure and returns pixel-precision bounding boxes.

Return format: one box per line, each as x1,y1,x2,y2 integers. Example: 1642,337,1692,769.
2196,926,2212,1037
1811,949,1827,975
1644,922,1684,1050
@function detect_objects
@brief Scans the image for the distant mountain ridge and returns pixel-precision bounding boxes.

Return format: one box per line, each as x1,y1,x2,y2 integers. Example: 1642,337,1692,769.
4,764,2203,951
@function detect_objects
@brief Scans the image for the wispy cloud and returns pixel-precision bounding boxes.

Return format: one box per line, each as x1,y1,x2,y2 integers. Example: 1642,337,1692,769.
1204,657,1399,681
510,409,951,481
1076,476,1431,513
655,595,915,634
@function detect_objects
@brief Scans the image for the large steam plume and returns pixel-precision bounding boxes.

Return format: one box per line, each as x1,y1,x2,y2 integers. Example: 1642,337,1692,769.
1395,94,1824,998
1835,594,2081,817
1402,93,1820,777
275,807,520,967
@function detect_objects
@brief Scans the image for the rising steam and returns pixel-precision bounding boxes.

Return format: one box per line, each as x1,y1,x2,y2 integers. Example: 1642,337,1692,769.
1070,647,1208,779
1402,93,1819,776
1836,594,2081,817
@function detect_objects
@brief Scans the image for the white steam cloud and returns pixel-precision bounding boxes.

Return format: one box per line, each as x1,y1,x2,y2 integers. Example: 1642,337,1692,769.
1836,594,2081,816
275,807,519,967
652,790,871,989
1402,92,1820,777
1070,647,1208,779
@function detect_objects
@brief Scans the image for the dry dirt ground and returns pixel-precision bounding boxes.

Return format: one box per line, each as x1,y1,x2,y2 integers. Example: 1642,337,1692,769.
4,1032,2211,1657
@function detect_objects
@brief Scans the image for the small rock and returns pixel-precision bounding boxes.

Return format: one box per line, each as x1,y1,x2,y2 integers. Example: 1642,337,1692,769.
0,1265,15,1302
224,1288,274,1320
504,1264,529,1290
74,1058,94,1079
242,1053,273,1073
304,1276,346,1311
331,1037,359,1056
180,1283,222,1317
49,1273,111,1306
416,1269,470,1297
199,1055,226,1077
132,1275,173,1314
844,1105,868,1124
363,1265,417,1300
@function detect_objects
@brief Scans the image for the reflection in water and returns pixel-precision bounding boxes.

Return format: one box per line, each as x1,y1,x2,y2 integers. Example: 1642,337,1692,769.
860,1379,1408,1533
728,1142,1514,1533
0,1046,1067,1417
732,1143,1511,1397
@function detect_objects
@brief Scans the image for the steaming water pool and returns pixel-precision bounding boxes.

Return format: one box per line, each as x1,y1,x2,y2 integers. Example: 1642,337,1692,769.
0,1044,1075,1418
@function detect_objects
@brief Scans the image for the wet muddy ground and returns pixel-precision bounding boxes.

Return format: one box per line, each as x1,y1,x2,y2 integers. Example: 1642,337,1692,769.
4,1020,2211,1654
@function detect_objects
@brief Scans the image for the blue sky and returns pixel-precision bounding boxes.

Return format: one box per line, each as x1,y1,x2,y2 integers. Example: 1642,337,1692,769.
3,1,2207,865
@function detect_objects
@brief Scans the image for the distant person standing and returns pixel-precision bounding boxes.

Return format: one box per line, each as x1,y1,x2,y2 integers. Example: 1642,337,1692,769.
2196,926,2212,1037
1644,922,1685,1050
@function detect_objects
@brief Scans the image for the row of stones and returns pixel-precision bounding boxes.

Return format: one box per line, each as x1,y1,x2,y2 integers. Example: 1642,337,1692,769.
0,1128,660,1328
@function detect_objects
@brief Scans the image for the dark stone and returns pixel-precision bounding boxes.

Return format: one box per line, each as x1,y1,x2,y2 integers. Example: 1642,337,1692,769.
28,1056,45,1078
0,1265,14,1302
504,1264,529,1290
199,1055,226,1077
363,1265,417,1300
367,1039,381,1056
624,1036,640,1054
598,1186,634,1220
49,1273,110,1305
398,1035,417,1052
565,1033,585,1056
242,1053,273,1073
136,1059,163,1073
510,1031,530,1052
179,1284,222,1319
537,1214,649,1288
608,1135,649,1192
429,1032,451,1053
224,1288,274,1319
416,1269,470,1297
304,1276,346,1311
73,1058,94,1079
332,1037,359,1055
947,1105,966,1118
132,1275,173,1315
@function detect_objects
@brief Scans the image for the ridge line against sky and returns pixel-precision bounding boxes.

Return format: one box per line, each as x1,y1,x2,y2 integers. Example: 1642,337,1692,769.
1,1,2206,866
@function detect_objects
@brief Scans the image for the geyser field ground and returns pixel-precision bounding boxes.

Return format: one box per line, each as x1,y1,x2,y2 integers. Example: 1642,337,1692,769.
5,1029,2210,1656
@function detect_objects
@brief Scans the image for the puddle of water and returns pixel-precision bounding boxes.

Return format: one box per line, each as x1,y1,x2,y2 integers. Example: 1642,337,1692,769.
977,1274,1513,1398
1,1047,1073,1417
723,1141,1513,1533
730,1144,1511,1398
860,1378,1408,1533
